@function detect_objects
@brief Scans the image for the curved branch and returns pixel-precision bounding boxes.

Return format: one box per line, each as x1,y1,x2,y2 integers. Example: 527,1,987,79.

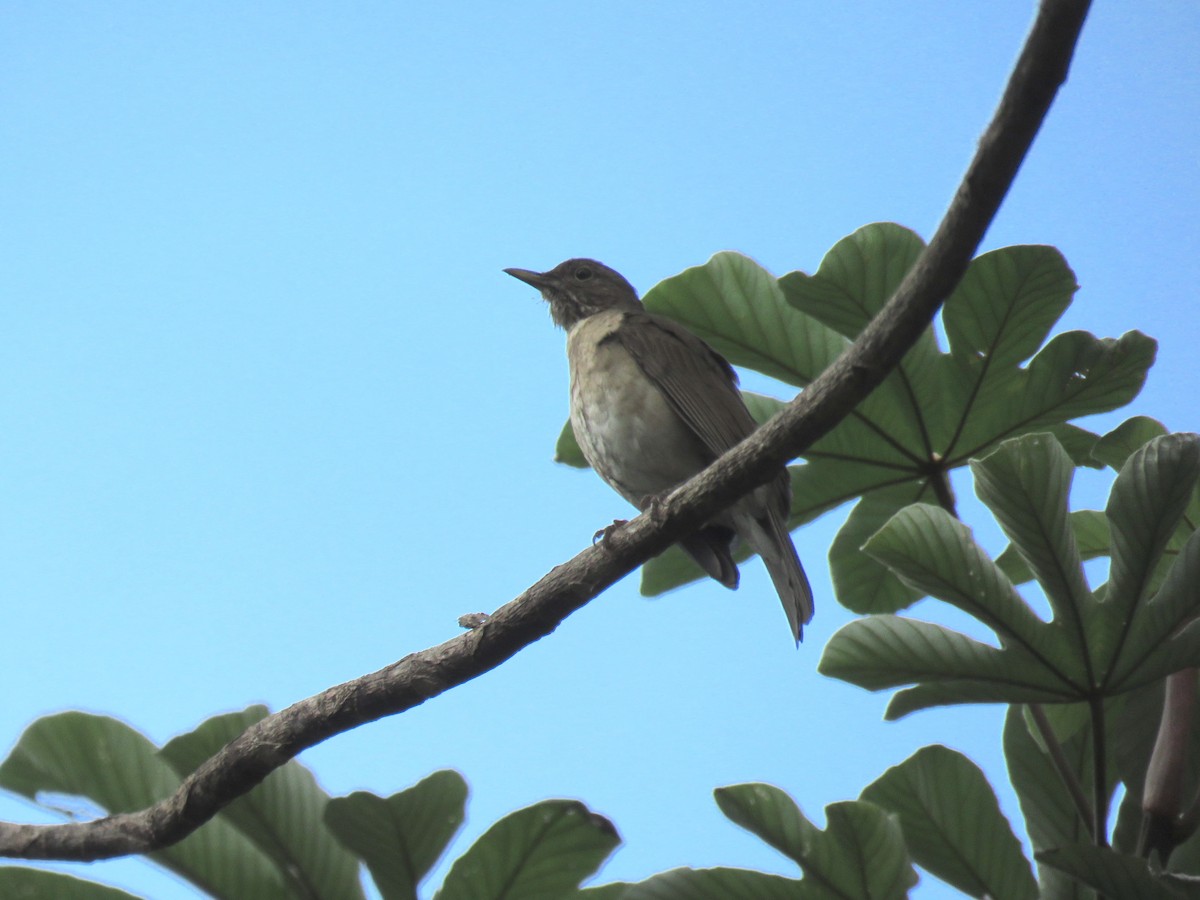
0,0,1093,862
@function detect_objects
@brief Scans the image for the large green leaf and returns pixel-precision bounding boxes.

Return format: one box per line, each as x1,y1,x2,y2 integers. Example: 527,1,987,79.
0,868,141,899
1037,845,1191,900
820,615,1070,709
943,245,1076,372
437,799,619,899
939,247,1078,460
712,782,814,867
995,510,1110,586
714,785,916,899
645,251,842,390
1108,529,1200,690
1097,422,1200,596
161,706,365,900
971,435,1093,647
1096,434,1200,675
835,432,1200,717
780,223,927,338
325,771,467,900
1094,416,1169,470
861,746,1036,899
780,223,942,454
0,712,291,899
862,503,1070,667
828,487,928,615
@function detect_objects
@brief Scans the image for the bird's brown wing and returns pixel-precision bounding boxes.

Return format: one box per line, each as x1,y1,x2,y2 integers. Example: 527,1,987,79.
611,311,757,459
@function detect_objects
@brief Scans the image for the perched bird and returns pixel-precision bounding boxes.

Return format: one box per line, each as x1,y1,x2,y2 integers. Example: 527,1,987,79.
505,258,814,642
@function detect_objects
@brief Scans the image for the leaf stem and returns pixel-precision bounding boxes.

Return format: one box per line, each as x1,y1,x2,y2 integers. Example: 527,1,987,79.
1028,704,1094,833
927,460,958,518
1090,695,1109,847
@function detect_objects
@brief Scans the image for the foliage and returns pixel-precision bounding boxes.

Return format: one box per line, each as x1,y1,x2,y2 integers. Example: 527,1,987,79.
555,224,1155,614
2,228,1196,898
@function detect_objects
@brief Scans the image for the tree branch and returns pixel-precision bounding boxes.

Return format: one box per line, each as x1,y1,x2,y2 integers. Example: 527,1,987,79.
0,0,1093,863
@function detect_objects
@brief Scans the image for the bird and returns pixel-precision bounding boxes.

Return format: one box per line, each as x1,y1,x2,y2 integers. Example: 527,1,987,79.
505,258,814,642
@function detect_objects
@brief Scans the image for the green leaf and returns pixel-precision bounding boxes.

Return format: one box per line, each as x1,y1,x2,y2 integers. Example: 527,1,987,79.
555,420,588,468
714,787,915,899
325,771,466,900
1018,330,1157,432
1044,423,1104,469
861,746,1036,899
949,330,1156,464
713,782,816,866
645,250,841,389
0,868,142,898
1109,528,1200,690
806,801,918,900
995,510,1110,586
578,882,636,900
656,247,934,466
438,799,619,899
1037,845,1187,900
780,223,926,337
0,712,291,899
971,434,1092,638
820,616,1069,705
1098,434,1200,676
618,868,804,900
863,504,1070,668
161,707,365,900
944,245,1076,370
781,224,946,456
829,490,927,615
1094,416,1169,470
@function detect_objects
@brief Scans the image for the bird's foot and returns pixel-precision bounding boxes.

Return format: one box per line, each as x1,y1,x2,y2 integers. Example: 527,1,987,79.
593,519,628,545
644,492,670,523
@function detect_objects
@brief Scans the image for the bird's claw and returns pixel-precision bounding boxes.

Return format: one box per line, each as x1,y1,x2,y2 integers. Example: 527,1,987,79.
593,519,628,545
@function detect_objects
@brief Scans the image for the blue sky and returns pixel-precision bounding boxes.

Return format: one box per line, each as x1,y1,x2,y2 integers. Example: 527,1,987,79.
2,3,1197,897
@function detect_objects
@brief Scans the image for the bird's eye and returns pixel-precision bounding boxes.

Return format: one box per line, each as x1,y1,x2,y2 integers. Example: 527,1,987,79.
574,267,593,280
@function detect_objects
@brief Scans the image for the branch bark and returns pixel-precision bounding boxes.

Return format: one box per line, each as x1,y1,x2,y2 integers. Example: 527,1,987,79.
0,0,1093,862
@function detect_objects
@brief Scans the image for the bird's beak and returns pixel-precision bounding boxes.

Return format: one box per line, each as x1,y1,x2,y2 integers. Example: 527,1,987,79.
503,267,550,289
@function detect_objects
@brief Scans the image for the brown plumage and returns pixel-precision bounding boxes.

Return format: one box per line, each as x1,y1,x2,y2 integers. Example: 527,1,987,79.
506,258,814,642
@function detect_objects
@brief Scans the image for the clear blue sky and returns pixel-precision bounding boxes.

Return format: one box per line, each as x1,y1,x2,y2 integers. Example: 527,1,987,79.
2,3,1197,897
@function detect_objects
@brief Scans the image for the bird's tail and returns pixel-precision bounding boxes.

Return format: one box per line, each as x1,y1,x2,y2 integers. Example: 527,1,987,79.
739,509,814,644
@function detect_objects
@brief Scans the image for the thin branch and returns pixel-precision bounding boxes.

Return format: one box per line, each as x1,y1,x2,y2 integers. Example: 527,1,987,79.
0,0,1094,863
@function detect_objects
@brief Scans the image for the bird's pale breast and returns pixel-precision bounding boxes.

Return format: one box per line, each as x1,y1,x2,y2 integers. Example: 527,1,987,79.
566,312,710,508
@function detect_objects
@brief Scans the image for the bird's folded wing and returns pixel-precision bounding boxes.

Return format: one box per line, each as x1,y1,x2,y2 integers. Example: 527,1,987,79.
612,311,757,459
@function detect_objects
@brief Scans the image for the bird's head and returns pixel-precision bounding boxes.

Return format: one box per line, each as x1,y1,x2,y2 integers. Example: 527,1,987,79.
504,258,643,329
